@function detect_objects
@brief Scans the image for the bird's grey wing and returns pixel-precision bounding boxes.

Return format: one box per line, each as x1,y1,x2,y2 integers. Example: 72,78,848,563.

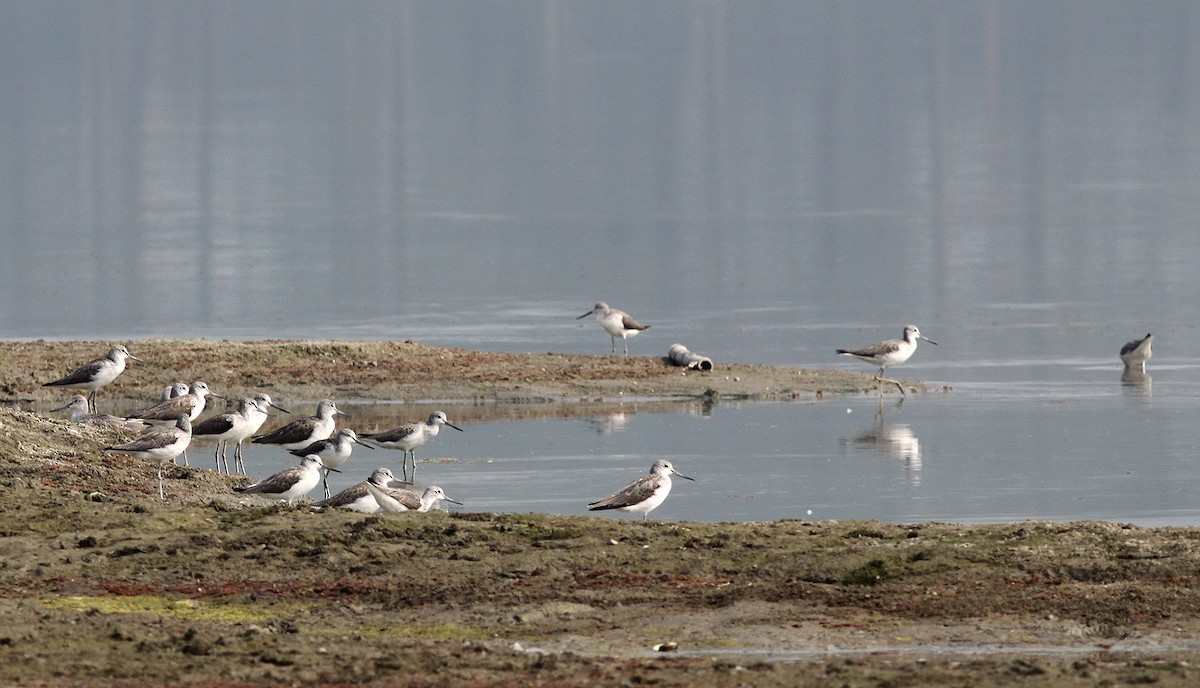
108,429,173,452
253,418,316,444
393,489,423,510
313,481,369,508
363,424,417,443
236,466,302,494
838,340,900,359
192,414,235,437
369,484,423,511
46,358,104,386
621,313,648,331
86,414,139,430
1120,337,1147,356
289,438,332,457
130,397,190,422
588,475,657,511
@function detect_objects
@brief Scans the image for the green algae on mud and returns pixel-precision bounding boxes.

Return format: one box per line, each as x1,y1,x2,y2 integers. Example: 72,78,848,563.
3,471,1200,687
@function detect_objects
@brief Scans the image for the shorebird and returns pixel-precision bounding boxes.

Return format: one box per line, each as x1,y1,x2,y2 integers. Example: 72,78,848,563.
836,325,937,396
129,381,221,425
51,394,144,431
588,459,694,522
366,482,461,513
193,397,273,474
361,411,462,483
288,428,374,499
104,413,192,500
252,398,343,451
126,381,223,466
160,382,189,402
43,344,141,412
235,455,337,506
311,467,397,513
131,382,191,416
1120,333,1153,371
577,302,649,355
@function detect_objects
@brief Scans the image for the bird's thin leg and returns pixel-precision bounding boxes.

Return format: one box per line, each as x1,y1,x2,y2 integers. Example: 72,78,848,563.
158,467,165,501
213,444,222,472
872,367,907,396
322,470,331,499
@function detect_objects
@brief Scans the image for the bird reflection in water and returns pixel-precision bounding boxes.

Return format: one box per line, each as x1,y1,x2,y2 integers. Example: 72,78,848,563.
1120,367,1152,399
586,413,630,435
841,399,922,485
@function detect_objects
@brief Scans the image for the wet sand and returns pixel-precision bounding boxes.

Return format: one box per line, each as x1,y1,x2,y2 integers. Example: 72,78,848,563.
1,340,1197,687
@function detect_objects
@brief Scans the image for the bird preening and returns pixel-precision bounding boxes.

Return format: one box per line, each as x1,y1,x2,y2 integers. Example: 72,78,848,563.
1120,333,1152,372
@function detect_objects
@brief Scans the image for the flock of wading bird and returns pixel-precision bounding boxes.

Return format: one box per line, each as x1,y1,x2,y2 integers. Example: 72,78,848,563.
36,306,1156,520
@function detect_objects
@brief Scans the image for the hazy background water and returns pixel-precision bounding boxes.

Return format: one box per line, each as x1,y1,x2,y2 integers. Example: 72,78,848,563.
7,2,1200,523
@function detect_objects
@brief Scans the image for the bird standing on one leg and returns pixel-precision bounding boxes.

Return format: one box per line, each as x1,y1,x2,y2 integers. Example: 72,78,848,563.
104,413,192,501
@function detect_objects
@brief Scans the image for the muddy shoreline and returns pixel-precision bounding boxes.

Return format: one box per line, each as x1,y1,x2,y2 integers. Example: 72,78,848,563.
3,338,901,408
1,340,1197,686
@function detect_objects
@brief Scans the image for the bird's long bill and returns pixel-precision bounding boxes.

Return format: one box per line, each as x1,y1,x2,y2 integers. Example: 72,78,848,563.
445,496,463,505
325,466,343,473
271,403,292,414
446,422,464,432
352,436,376,449
128,354,145,362
676,472,696,481
921,336,939,345
50,401,72,412
576,310,593,319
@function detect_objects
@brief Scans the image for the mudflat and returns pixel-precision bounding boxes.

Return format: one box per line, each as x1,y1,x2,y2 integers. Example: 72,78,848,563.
1,339,1196,687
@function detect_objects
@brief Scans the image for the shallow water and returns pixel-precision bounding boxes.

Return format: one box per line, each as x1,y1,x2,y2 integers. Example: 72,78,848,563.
11,4,1200,525
117,354,1198,527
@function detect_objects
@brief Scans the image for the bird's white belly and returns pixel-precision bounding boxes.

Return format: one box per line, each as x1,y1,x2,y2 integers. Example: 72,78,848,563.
619,482,671,515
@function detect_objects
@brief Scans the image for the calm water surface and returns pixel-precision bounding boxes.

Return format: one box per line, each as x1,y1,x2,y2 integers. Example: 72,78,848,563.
89,360,1197,527
9,4,1200,524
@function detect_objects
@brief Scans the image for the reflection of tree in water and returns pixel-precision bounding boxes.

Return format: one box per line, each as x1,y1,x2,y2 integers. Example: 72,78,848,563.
841,399,922,485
